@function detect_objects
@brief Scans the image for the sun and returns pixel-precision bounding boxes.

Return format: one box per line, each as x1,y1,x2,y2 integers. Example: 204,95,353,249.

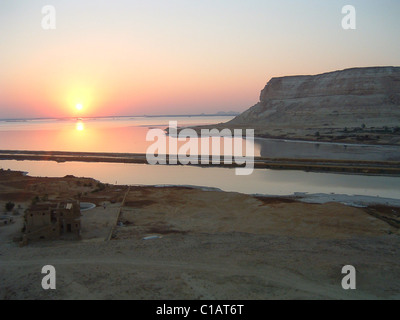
75,103,83,111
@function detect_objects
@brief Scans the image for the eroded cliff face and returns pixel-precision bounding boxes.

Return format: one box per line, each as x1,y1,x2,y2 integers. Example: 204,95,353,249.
230,67,400,129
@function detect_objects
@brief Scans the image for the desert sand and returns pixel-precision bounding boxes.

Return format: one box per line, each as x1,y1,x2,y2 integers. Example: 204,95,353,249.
0,169,399,299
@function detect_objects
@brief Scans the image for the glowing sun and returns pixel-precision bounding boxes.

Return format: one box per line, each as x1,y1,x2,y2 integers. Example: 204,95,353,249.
75,103,83,111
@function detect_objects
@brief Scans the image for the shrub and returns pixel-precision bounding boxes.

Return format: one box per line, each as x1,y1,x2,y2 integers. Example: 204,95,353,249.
97,183,106,191
5,201,15,212
31,196,40,205
92,182,106,193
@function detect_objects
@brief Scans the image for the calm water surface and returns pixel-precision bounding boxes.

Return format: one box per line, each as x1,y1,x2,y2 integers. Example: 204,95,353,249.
1,116,399,199
1,160,400,200
1,116,399,160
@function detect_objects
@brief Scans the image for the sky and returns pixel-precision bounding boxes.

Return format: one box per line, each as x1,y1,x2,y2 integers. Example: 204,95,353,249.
0,0,399,119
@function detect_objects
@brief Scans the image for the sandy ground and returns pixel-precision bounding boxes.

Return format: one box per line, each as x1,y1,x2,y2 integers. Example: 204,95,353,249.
0,169,399,300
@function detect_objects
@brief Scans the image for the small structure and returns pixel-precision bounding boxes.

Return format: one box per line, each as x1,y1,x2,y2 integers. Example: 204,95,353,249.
23,201,81,242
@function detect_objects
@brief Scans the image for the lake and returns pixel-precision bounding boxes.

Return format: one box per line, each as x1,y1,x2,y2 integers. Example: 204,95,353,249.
0,116,399,199
1,116,399,160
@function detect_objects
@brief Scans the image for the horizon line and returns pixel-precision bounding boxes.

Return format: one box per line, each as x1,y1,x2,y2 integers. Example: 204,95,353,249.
0,112,241,122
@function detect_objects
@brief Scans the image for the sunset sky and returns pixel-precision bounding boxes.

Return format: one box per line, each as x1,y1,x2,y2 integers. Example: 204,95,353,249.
0,0,399,119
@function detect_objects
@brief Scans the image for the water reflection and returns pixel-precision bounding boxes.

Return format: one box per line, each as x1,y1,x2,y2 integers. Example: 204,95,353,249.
76,122,85,131
1,160,400,200
0,116,398,161
0,117,256,156
254,138,400,161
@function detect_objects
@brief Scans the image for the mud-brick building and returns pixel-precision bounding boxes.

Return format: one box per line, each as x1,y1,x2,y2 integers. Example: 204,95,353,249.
24,201,81,241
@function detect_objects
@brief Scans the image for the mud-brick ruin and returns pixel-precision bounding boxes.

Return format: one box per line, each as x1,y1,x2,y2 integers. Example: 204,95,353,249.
23,201,81,242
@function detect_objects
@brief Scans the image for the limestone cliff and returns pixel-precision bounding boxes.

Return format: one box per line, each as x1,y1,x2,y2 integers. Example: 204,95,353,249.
227,67,400,144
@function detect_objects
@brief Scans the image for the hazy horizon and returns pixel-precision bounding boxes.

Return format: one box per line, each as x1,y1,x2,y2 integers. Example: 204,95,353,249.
1,0,400,119
0,111,241,121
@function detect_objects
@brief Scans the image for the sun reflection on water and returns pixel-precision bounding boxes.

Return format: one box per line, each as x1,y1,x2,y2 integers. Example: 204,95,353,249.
76,122,85,131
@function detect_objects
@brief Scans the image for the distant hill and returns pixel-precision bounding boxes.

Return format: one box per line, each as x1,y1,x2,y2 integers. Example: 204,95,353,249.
215,111,241,116
223,67,400,145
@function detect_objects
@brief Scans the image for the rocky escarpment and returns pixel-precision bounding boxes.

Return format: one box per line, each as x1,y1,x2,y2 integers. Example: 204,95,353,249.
227,67,400,144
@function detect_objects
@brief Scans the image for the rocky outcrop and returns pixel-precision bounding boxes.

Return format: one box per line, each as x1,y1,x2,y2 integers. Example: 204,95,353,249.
225,67,400,144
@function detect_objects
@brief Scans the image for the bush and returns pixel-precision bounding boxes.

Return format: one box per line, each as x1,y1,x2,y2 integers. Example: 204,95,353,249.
5,201,15,212
92,182,106,193
31,196,40,205
97,183,106,191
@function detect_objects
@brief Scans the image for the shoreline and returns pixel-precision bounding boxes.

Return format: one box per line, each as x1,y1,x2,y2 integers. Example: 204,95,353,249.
1,150,400,175
146,185,400,207
183,123,400,146
2,168,400,207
